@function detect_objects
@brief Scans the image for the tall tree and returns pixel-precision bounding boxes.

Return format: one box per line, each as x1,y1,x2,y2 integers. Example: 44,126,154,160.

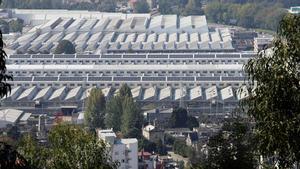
121,96,142,138
84,88,106,130
244,14,300,168
0,0,12,99
119,83,132,99
169,108,188,128
105,95,123,131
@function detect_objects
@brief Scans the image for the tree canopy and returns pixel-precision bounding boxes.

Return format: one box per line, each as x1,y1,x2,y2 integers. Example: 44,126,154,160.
17,124,116,169
84,88,106,130
198,120,257,169
134,0,150,13
244,14,300,168
54,40,75,54
169,108,188,128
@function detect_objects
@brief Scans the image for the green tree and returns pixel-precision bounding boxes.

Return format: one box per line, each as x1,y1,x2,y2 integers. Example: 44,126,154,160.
134,0,150,13
98,0,116,12
9,19,24,33
119,83,132,99
138,137,156,152
54,40,75,54
105,84,132,132
183,0,203,15
18,124,117,169
105,95,123,131
121,96,142,138
199,120,257,169
244,14,300,168
17,134,48,169
84,88,106,130
187,116,199,130
156,139,167,155
169,107,188,128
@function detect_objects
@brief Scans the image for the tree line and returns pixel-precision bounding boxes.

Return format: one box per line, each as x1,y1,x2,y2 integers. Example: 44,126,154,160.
1,0,118,12
159,0,204,15
0,124,117,169
205,1,287,31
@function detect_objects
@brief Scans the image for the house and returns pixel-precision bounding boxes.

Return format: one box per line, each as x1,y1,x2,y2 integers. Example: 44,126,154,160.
142,125,164,143
186,132,199,147
98,129,138,169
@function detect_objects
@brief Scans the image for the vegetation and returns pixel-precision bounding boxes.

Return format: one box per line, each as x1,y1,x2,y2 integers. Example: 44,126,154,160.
244,14,300,168
9,18,24,33
0,0,12,99
173,139,193,158
197,120,257,169
84,88,106,130
0,20,9,34
17,124,116,169
0,141,30,169
169,108,199,129
105,84,142,138
158,0,203,15
169,108,188,128
134,0,150,13
204,1,286,31
1,0,117,12
54,40,75,54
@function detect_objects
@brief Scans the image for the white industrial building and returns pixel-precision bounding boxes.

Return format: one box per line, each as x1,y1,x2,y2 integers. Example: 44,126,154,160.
98,129,138,169
1,10,254,116
7,11,234,54
2,52,253,115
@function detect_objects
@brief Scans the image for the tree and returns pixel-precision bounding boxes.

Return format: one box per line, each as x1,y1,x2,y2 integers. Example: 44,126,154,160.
0,20,9,34
98,0,116,12
244,14,300,168
156,139,167,155
0,141,30,169
119,83,132,99
17,134,48,169
105,84,132,132
84,88,106,130
18,124,117,169
54,40,75,54
183,0,203,15
9,18,24,33
105,95,123,131
121,96,142,138
134,0,150,13
0,0,12,99
198,120,257,169
169,107,188,128
187,116,199,130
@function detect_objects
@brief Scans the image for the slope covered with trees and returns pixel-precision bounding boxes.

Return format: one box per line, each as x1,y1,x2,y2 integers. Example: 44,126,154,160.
205,1,286,31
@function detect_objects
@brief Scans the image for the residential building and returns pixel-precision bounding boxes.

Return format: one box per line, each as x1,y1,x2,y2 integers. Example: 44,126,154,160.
254,37,273,53
289,6,300,14
142,125,164,143
98,129,138,169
